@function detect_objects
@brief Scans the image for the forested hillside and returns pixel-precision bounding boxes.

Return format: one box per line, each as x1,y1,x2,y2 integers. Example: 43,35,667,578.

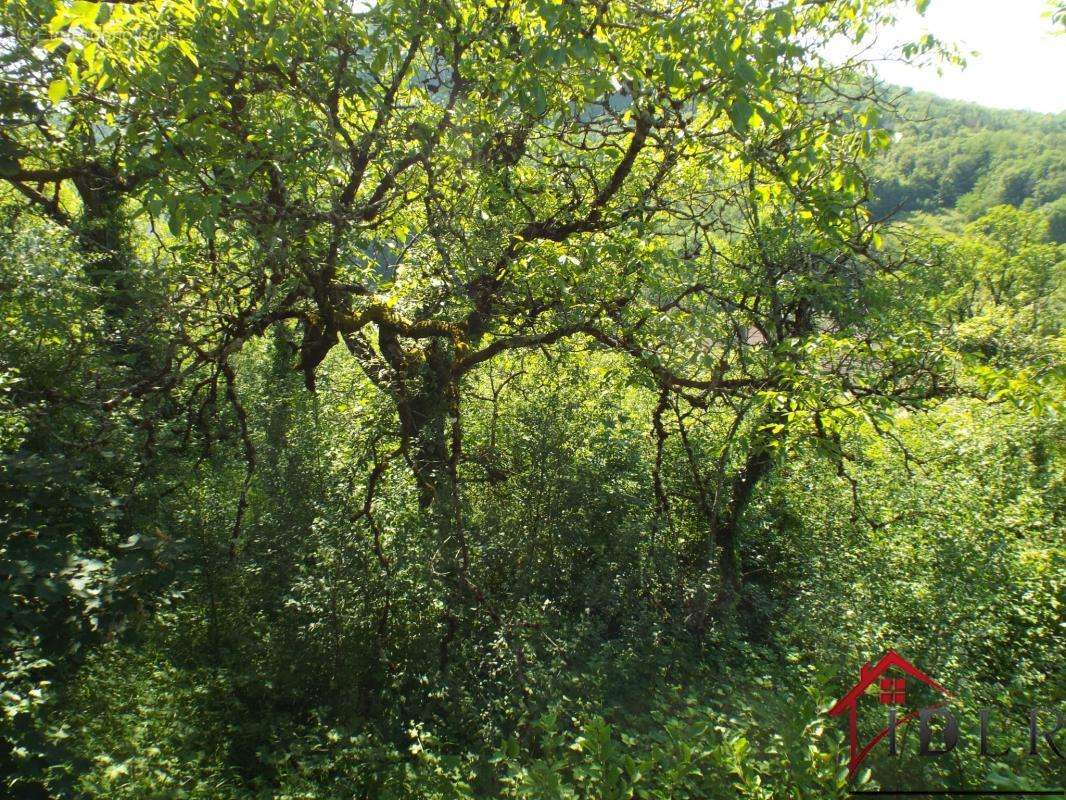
870,90,1066,238
1,1,1062,798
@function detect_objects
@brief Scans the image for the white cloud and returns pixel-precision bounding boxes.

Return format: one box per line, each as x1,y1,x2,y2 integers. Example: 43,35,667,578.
870,0,1065,113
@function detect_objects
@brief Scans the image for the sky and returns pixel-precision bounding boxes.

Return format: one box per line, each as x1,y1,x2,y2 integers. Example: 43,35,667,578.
867,0,1065,113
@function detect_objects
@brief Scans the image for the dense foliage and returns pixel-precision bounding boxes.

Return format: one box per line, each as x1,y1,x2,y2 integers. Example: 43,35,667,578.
0,0,1062,798
870,91,1066,238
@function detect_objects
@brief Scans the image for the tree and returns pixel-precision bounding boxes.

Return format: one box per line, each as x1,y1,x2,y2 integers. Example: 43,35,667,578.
622,194,947,629
1044,195,1066,244
3,0,935,620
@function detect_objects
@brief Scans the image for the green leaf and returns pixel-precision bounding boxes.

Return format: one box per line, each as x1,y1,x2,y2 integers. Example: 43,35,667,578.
48,79,68,104
728,96,753,133
177,40,200,67
531,81,547,116
72,0,99,28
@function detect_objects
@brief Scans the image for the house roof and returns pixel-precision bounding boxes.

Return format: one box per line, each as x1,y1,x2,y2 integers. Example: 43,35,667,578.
828,650,948,717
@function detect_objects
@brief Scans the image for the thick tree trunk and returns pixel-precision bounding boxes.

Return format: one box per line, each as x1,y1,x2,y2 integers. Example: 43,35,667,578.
403,342,458,509
686,414,779,635
74,166,131,311
713,441,773,614
72,165,153,373
392,340,471,666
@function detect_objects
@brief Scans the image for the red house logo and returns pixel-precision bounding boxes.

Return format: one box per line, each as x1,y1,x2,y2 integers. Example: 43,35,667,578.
828,650,951,777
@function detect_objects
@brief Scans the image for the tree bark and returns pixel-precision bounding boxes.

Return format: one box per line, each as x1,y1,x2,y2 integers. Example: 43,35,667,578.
685,411,780,635
71,164,153,373
713,437,774,613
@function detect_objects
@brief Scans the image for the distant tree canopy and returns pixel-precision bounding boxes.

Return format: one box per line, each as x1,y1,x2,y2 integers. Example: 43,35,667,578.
869,91,1066,235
